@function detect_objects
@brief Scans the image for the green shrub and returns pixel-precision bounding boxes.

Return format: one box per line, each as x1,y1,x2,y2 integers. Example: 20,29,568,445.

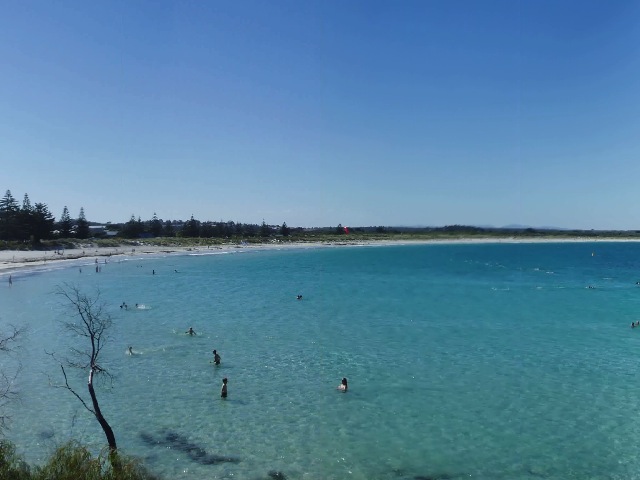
33,442,158,480
0,440,158,480
34,442,101,480
0,440,31,480
105,451,160,480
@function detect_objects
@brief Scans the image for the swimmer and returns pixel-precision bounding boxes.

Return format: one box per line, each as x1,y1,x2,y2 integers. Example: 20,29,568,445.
213,349,221,365
186,327,196,336
337,377,348,392
221,377,228,398
296,295,303,300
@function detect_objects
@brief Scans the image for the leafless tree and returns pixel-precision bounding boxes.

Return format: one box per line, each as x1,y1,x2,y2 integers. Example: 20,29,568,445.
0,323,25,433
52,283,117,451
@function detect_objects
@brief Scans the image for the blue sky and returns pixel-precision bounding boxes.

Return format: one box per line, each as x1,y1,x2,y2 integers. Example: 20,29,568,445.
2,1,639,229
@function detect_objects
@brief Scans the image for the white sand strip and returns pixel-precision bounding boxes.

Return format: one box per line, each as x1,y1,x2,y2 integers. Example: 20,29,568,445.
0,237,637,276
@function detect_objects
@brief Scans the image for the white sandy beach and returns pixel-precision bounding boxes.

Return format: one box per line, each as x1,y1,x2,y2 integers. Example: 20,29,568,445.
0,244,234,275
1,237,638,277
0,242,320,275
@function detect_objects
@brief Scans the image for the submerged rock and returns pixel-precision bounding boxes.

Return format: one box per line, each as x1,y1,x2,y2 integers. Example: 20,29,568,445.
38,428,55,440
140,432,160,446
414,476,453,480
140,430,240,465
391,470,457,480
267,471,287,480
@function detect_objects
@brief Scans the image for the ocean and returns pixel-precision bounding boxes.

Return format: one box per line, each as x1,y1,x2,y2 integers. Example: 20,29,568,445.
2,242,640,480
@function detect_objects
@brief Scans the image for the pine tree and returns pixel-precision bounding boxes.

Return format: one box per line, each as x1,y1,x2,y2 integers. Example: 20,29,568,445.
150,213,163,237
16,193,34,241
136,216,145,236
0,190,20,240
31,203,55,244
163,220,175,237
59,206,72,238
21,193,32,212
200,222,215,238
182,215,200,238
280,222,290,237
76,207,90,239
260,221,271,237
121,215,140,238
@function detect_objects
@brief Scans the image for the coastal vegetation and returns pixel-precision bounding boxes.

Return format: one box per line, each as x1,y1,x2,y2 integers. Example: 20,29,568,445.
0,440,158,480
0,288,158,479
2,188,640,251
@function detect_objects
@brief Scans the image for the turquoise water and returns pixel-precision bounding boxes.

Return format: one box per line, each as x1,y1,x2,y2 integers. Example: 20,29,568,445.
3,242,640,480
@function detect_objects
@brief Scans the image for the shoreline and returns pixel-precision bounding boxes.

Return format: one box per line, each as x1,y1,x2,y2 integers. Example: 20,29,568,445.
2,236,640,276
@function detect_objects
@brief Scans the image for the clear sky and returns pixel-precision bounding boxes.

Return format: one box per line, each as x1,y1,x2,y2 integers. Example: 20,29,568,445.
2,1,639,229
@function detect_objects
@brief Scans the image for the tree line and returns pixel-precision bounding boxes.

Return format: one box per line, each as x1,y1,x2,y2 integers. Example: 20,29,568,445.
118,214,296,239
0,189,303,244
0,190,89,244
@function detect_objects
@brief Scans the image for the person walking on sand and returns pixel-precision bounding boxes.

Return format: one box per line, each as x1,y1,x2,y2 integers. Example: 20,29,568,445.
221,378,228,398
213,349,221,365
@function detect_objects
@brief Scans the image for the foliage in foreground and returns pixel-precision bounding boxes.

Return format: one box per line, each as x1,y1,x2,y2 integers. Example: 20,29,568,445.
0,440,159,480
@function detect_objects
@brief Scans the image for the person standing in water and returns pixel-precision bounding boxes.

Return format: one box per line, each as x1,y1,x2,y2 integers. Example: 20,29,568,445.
213,349,221,365
337,377,348,392
186,327,196,336
221,378,228,399
8,275,12,286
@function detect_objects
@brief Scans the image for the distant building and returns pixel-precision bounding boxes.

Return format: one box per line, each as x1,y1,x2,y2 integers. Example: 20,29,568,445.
89,225,118,237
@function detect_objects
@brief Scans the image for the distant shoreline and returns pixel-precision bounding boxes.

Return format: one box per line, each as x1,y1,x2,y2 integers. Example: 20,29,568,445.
2,236,640,276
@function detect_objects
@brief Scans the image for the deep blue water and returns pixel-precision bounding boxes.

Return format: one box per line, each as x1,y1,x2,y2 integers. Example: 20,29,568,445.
3,242,640,479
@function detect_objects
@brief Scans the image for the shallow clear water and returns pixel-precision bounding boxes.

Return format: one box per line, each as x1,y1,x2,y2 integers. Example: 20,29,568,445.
3,242,640,479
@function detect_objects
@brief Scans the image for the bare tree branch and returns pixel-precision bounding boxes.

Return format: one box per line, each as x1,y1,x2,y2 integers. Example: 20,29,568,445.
58,364,95,415
53,283,118,451
0,323,25,433
0,325,26,352
0,365,21,432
